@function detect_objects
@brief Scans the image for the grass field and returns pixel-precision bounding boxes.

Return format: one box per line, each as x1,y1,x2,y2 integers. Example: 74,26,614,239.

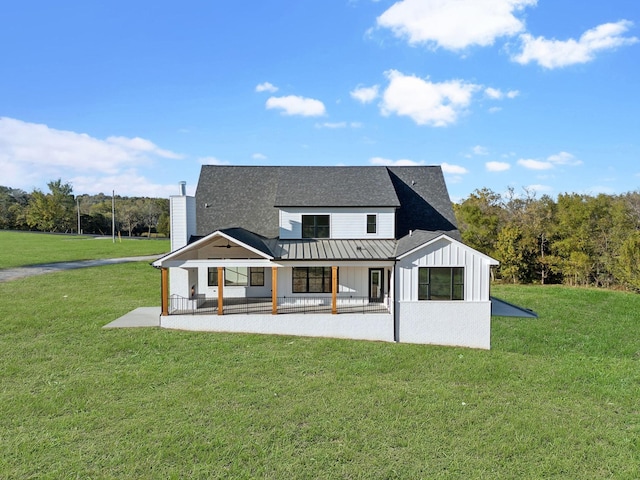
0,245,638,477
0,230,169,269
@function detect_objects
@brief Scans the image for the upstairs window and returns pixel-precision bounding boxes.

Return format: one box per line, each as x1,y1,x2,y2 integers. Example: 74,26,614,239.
366,214,377,234
418,267,464,300
302,215,330,238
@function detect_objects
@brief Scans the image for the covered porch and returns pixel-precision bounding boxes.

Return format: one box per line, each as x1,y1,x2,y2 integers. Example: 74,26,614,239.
166,294,391,316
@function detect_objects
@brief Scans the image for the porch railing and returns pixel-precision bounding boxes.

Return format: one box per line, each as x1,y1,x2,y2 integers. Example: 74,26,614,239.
168,295,390,315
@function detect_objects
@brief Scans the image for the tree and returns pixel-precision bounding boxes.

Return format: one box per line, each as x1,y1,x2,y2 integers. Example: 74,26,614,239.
26,180,75,232
0,186,29,229
454,188,503,257
495,224,526,283
616,231,640,292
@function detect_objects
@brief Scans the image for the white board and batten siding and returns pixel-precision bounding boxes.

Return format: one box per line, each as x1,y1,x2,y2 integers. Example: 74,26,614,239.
279,208,395,239
397,236,497,302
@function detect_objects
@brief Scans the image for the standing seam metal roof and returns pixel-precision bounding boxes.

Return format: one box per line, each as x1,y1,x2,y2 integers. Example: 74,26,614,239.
274,239,397,261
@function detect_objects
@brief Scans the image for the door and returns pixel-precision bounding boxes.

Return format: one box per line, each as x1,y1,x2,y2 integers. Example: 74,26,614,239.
369,268,384,303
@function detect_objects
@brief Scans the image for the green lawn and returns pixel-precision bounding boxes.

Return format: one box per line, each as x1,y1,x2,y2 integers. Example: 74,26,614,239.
0,230,169,269
0,264,638,478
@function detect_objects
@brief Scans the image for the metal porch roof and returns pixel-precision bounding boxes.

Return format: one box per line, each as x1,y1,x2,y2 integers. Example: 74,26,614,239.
267,238,397,261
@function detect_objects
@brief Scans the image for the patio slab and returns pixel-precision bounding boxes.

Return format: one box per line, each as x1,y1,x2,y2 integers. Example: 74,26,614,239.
104,307,160,328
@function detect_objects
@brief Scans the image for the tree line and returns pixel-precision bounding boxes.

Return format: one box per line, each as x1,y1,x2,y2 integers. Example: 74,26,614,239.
0,179,170,237
454,188,640,291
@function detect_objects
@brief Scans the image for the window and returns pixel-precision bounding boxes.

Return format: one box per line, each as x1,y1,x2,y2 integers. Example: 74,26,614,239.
418,267,464,300
366,214,377,234
207,267,264,287
292,267,333,293
250,267,265,286
302,215,330,238
224,267,247,286
208,267,218,286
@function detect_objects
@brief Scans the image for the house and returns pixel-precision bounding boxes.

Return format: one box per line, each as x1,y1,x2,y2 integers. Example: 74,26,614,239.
153,165,516,349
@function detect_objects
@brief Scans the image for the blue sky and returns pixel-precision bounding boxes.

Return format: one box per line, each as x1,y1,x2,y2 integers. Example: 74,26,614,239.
1,0,638,201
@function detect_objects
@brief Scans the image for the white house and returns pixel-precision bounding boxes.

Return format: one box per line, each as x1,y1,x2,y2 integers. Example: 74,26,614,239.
153,166,532,349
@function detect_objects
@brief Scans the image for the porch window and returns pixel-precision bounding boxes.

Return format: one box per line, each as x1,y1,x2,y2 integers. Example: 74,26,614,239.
418,267,464,300
250,267,265,286
225,267,248,286
292,267,333,293
366,214,377,234
208,267,264,287
208,267,218,286
302,215,330,238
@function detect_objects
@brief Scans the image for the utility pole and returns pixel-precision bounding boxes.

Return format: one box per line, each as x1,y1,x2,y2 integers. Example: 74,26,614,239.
112,190,116,243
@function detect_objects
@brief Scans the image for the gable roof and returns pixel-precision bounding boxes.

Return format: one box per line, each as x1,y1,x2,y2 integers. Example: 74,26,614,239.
195,165,459,239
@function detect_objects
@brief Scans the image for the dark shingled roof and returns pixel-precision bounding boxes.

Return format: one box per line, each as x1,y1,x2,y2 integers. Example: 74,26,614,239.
386,166,459,240
195,165,459,241
274,167,400,207
196,166,281,238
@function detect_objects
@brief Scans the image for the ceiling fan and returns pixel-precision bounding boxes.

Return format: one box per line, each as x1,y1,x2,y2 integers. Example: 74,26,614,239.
215,240,233,248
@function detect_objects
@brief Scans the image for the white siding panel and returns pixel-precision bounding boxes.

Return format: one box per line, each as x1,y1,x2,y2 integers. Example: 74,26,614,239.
279,208,395,239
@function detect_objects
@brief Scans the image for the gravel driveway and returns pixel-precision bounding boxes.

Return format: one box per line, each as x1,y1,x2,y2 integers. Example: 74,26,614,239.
0,255,160,283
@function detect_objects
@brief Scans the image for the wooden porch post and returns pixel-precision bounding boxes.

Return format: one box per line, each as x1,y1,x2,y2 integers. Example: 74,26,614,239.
331,266,338,315
272,267,278,315
217,267,224,315
161,267,169,316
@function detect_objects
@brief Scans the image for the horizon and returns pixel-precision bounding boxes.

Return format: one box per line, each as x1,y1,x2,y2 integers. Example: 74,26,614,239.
1,0,638,202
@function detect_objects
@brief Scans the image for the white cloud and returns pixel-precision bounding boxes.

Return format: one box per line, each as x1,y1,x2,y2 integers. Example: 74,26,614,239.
350,85,380,103
486,161,511,172
380,70,479,127
547,151,582,166
255,82,278,93
518,151,582,170
377,0,537,51
484,87,520,100
0,117,184,195
369,157,424,166
198,156,230,165
485,87,503,99
513,20,638,68
252,153,267,160
473,145,489,155
71,171,181,198
441,162,469,174
266,95,326,117
518,158,553,170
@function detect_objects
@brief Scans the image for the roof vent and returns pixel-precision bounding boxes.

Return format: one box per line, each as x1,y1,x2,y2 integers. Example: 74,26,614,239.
178,181,187,196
